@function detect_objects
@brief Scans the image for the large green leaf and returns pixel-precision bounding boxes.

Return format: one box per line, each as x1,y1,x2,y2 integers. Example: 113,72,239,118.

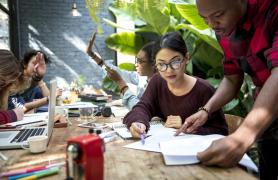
102,77,120,94
223,99,240,112
85,0,104,33
105,32,146,55
103,18,135,31
175,3,208,30
176,24,223,53
135,0,170,35
118,63,136,71
206,77,221,88
191,42,223,77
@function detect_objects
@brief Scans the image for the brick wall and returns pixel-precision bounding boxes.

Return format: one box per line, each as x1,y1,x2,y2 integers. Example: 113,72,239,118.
18,0,115,88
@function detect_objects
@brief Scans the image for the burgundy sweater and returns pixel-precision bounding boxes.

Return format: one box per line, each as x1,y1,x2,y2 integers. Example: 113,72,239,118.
0,110,17,125
123,74,228,135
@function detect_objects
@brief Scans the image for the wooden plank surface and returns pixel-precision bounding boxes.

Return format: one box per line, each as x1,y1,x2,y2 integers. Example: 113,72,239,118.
0,117,258,180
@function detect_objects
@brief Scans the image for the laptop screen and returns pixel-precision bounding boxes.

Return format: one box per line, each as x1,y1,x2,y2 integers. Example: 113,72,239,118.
47,79,57,139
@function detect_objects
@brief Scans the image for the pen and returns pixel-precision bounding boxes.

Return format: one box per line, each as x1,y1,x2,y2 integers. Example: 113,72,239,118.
8,167,58,180
17,167,59,180
136,123,145,145
0,162,65,177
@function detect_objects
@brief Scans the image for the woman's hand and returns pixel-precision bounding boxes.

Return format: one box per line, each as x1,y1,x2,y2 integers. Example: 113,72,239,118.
86,32,103,65
34,52,46,77
175,110,208,135
129,122,146,138
165,115,182,129
106,68,123,83
13,107,24,121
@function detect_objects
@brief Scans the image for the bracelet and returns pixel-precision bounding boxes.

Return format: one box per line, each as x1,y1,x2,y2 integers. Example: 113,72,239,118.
198,106,209,116
33,74,43,82
120,85,128,94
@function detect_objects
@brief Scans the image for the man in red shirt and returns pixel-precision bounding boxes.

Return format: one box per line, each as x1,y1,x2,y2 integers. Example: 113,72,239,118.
176,0,278,179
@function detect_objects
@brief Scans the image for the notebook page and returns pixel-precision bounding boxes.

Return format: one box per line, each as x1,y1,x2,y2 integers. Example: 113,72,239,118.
160,135,258,172
110,120,164,139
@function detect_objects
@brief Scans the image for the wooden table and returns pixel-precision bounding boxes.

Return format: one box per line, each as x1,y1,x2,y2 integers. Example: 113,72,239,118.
0,116,258,180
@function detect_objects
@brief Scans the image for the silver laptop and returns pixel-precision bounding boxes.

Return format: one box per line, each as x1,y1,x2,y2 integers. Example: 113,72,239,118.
0,79,57,149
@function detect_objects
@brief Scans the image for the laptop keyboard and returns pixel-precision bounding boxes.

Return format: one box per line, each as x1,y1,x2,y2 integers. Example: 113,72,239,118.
11,128,45,143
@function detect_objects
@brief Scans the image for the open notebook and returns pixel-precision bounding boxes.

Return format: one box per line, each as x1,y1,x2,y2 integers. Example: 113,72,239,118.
110,120,163,139
123,125,258,172
160,134,258,172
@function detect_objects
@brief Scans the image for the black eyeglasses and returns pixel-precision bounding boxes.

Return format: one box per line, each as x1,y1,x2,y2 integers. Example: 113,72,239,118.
135,57,148,64
155,57,185,72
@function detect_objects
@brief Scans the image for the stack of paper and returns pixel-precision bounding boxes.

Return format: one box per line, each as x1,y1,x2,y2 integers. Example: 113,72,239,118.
123,125,258,172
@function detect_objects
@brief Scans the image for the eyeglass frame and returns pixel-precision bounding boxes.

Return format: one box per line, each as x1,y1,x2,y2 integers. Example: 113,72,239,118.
135,57,148,65
155,56,186,72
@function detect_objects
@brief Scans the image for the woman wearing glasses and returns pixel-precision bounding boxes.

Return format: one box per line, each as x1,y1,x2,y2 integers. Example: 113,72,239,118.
123,32,228,138
87,40,156,110
0,50,24,124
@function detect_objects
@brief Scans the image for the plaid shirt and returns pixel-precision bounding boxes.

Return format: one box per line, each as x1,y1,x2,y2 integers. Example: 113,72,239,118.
218,0,278,87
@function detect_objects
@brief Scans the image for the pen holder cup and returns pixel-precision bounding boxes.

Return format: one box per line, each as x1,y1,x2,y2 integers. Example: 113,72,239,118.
21,135,48,153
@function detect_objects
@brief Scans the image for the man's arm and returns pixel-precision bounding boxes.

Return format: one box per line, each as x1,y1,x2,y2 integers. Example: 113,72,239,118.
204,74,243,113
233,67,278,144
176,73,243,134
197,67,278,167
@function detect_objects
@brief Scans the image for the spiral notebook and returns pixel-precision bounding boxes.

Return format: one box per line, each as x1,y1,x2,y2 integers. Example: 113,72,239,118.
111,120,163,139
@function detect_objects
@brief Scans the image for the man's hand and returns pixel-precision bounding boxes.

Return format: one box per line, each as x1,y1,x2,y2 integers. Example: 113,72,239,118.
130,122,146,138
175,110,208,135
34,52,46,77
165,115,182,129
197,134,248,167
12,107,24,121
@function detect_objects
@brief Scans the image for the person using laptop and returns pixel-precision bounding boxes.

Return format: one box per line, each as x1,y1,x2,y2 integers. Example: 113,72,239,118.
0,79,57,149
123,32,228,137
0,50,24,125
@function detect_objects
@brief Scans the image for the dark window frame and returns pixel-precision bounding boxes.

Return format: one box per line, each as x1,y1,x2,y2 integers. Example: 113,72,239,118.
0,0,20,58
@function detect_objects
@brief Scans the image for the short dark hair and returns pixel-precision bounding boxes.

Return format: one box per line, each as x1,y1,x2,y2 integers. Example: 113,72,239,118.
140,41,156,65
22,50,51,66
153,32,188,59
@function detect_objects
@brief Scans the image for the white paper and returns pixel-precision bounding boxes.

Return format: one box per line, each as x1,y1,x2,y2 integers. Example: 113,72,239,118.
110,106,129,117
62,102,97,109
123,125,194,152
160,135,258,172
109,121,165,139
4,112,48,126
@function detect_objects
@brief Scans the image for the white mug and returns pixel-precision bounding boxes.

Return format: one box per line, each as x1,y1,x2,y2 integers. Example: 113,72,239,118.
21,135,48,153
55,106,68,119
